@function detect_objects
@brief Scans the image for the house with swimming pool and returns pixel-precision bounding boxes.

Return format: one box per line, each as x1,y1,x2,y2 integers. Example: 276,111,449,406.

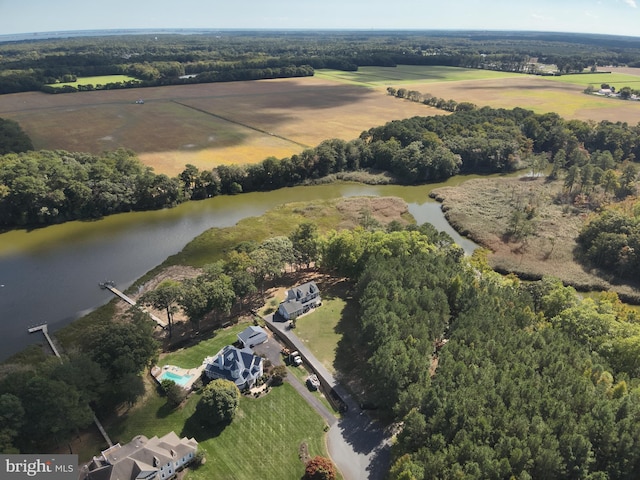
203,344,264,390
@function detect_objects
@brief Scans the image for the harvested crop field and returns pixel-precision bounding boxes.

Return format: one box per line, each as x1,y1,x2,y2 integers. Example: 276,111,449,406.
431,176,640,301
398,75,640,123
0,76,432,175
2,66,639,176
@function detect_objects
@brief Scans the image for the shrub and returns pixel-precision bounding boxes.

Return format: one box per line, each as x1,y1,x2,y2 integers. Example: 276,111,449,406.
304,456,337,480
271,365,288,386
161,379,187,407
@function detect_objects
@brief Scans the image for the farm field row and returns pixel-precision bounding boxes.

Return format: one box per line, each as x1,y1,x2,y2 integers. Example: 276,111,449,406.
1,66,639,176
540,71,640,87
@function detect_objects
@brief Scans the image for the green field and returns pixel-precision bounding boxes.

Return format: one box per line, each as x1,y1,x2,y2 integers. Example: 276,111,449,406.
106,382,329,480
103,320,331,480
46,74,140,88
166,199,344,268
160,323,247,368
295,295,347,375
315,65,520,86
542,72,640,87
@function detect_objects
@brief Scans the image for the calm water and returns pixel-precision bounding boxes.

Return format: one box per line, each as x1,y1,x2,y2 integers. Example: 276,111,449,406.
0,180,482,361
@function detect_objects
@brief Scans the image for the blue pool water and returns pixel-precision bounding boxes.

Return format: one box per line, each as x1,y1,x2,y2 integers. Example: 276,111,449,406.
158,370,194,387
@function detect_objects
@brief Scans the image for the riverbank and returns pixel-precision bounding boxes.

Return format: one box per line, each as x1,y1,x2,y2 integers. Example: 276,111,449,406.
431,175,640,302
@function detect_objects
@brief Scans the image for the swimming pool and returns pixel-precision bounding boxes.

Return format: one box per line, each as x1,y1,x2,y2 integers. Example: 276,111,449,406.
158,370,194,387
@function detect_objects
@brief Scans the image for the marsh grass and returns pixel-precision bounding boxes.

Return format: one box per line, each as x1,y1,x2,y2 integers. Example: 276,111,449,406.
432,176,640,301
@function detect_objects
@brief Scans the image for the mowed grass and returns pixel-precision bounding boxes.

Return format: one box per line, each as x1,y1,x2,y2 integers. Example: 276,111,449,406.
159,323,247,368
315,65,519,86
46,75,140,88
542,72,640,87
295,294,348,375
107,382,329,480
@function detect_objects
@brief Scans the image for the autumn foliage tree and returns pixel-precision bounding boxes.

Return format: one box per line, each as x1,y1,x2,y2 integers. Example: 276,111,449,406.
304,456,337,480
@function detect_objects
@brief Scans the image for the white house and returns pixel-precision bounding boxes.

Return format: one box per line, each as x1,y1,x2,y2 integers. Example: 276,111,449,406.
203,345,264,389
237,325,268,348
277,281,321,320
81,431,198,480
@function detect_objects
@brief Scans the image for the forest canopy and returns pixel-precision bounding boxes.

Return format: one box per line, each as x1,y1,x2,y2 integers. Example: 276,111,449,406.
2,30,640,94
349,235,640,480
2,106,639,230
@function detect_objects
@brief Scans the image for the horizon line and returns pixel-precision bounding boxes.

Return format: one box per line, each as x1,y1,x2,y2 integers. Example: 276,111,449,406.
2,27,640,42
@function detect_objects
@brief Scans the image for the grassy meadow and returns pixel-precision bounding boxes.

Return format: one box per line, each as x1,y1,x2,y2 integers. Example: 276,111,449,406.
315,65,521,86
45,75,140,88
159,323,246,369
431,176,640,302
105,380,329,480
164,197,379,268
542,71,640,87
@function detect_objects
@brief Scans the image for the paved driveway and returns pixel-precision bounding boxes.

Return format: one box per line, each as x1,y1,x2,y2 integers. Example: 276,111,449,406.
261,314,391,480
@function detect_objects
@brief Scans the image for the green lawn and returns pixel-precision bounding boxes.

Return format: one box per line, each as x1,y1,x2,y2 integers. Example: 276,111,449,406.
295,298,346,375
541,72,640,87
46,75,140,88
315,65,520,86
106,382,329,480
159,323,247,368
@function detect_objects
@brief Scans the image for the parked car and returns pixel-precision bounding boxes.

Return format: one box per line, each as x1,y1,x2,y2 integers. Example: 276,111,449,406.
306,374,320,391
289,351,303,366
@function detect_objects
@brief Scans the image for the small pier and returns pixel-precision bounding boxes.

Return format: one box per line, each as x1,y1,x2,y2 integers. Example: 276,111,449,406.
28,323,113,448
100,281,167,329
27,323,61,357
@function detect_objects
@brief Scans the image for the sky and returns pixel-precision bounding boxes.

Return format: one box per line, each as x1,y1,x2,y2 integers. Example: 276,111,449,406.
1,0,639,38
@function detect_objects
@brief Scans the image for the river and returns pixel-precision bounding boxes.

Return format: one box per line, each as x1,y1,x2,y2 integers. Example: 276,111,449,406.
0,179,482,361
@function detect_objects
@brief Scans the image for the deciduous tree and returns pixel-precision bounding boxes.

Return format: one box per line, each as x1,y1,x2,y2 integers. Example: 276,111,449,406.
196,379,240,426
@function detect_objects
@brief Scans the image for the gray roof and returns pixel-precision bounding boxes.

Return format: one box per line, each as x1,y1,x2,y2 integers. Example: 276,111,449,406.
237,325,267,346
279,300,303,315
289,281,319,301
84,432,197,480
204,345,263,388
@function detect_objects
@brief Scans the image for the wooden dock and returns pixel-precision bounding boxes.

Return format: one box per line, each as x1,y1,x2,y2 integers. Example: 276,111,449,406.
28,323,113,448
27,323,61,357
100,282,167,329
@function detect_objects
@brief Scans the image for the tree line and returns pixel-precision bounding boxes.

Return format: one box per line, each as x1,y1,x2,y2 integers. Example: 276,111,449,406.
347,238,640,479
577,202,640,281
0,148,181,226
2,31,640,94
0,311,158,453
2,106,639,229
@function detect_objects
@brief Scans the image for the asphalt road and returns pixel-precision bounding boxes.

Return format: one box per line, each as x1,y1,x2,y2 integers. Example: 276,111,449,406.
257,316,391,480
